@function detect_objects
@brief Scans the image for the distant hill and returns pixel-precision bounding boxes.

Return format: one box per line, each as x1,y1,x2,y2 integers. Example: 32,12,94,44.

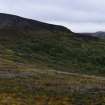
1,13,105,76
78,31,105,38
92,31,105,38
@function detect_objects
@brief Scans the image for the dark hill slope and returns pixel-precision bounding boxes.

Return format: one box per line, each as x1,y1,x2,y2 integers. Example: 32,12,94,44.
0,13,70,32
0,13,105,76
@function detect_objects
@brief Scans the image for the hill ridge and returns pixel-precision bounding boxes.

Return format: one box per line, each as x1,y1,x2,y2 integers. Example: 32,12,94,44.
0,13,71,32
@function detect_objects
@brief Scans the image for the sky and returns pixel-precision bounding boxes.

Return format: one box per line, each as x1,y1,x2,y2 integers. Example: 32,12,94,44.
0,0,105,32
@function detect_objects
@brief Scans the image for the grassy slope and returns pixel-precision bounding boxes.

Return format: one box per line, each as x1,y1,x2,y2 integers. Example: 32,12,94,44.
1,27,105,76
0,67,105,105
1,14,105,104
0,28,105,105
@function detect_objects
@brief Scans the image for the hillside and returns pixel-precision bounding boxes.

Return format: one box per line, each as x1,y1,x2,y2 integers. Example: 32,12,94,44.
0,13,105,105
0,13,105,76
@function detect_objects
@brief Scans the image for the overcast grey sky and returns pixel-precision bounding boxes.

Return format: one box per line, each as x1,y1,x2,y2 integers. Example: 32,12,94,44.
0,0,105,32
